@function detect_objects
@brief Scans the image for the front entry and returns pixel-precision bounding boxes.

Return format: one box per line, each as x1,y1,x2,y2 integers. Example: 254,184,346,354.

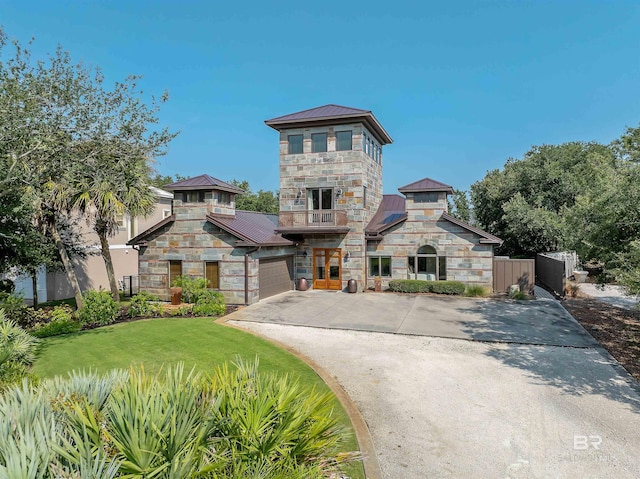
313,248,342,290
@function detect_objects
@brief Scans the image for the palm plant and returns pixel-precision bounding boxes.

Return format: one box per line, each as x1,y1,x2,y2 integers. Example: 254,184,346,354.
70,141,156,301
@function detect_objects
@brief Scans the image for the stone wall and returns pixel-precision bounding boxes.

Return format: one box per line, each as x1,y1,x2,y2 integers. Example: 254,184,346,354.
366,216,495,289
277,123,384,290
137,218,295,304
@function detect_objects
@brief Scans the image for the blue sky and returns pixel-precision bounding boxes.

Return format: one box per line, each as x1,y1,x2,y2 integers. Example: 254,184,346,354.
3,1,640,194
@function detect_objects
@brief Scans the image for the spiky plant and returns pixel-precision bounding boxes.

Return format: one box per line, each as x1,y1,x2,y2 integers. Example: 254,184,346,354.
211,357,357,477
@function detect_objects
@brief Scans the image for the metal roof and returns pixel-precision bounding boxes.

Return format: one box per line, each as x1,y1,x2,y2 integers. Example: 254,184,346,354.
265,104,393,145
207,211,294,246
398,177,454,194
365,194,407,236
440,213,503,245
163,174,244,194
127,215,175,246
149,186,173,199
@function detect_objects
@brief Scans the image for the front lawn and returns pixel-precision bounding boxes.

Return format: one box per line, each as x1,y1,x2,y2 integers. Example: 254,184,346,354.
33,316,364,478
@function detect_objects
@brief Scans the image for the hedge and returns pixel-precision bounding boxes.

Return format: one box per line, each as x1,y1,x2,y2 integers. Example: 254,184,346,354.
387,279,466,295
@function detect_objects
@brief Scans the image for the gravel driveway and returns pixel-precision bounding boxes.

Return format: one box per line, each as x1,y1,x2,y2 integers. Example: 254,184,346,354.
228,292,640,478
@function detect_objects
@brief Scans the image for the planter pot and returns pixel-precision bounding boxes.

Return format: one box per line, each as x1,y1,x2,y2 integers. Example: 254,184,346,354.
170,287,182,305
573,271,589,283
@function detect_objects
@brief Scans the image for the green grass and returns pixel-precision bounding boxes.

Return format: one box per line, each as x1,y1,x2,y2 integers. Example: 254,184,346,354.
33,317,364,478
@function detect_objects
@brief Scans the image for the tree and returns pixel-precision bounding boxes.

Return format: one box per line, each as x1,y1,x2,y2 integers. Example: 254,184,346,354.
148,172,186,189
0,31,176,307
447,189,472,223
470,142,616,257
69,142,158,301
230,179,279,213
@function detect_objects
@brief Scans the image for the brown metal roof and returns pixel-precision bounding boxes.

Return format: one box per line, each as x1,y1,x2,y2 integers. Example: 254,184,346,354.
265,104,393,145
127,215,175,246
440,213,503,245
206,211,294,246
163,174,244,194
398,177,454,194
365,194,407,236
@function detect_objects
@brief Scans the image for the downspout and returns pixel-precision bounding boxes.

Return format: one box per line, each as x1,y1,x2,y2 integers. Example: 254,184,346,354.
245,246,260,305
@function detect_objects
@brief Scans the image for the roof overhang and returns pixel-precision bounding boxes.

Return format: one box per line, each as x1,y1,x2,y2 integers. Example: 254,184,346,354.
127,215,175,245
265,113,393,145
275,226,350,235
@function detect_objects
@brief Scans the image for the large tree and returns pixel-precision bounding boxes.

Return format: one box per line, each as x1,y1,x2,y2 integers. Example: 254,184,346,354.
470,142,616,257
1,31,175,307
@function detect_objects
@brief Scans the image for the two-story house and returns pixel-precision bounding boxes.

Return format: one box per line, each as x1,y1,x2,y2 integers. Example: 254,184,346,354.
130,104,502,304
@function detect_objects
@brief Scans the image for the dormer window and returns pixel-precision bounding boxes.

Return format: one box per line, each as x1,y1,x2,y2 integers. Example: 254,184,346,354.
336,130,352,151
311,133,327,153
288,134,303,154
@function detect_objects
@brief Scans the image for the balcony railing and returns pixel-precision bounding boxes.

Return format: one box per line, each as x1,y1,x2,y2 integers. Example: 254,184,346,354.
278,209,348,228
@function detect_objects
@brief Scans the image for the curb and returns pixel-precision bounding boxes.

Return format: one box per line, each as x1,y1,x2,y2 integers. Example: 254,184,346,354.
216,316,383,479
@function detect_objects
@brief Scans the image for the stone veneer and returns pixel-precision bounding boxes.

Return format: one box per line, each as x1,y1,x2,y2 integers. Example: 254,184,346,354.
278,123,382,290
366,193,494,288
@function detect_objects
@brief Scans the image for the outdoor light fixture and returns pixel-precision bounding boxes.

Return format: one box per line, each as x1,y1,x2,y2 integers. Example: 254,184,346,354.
296,188,303,198
335,188,343,198
344,251,350,261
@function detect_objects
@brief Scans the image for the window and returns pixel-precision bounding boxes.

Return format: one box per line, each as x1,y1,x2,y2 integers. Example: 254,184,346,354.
115,215,126,228
362,134,367,152
169,260,182,287
369,256,391,277
205,261,219,289
162,209,172,219
414,192,440,203
311,133,327,153
336,130,352,151
408,245,446,280
308,188,333,210
182,191,205,202
288,134,303,154
363,186,367,208
217,191,231,205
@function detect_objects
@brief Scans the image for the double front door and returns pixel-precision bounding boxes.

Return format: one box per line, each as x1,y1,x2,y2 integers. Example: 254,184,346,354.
313,248,342,290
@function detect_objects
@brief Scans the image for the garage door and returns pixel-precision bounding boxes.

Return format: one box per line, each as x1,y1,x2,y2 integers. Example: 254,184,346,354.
259,256,294,299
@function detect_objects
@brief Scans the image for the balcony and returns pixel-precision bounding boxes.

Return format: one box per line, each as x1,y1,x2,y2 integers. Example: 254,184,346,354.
276,209,350,235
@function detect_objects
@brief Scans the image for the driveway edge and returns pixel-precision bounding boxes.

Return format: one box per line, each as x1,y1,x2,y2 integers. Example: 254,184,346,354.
216,316,382,479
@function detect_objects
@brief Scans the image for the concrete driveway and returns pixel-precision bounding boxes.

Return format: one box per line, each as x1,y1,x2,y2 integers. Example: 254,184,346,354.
227,291,640,479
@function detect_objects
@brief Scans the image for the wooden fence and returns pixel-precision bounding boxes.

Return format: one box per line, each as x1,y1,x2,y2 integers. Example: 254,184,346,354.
536,253,566,297
493,258,535,294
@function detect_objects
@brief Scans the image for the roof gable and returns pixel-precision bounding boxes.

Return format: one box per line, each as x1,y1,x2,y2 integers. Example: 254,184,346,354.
440,213,503,245
398,177,454,194
163,174,244,193
265,104,393,145
127,215,175,246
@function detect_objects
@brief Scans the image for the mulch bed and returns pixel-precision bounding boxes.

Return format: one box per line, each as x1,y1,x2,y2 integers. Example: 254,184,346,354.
562,297,640,382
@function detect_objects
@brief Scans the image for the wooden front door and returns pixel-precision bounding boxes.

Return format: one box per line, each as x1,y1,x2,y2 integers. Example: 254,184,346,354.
313,248,342,290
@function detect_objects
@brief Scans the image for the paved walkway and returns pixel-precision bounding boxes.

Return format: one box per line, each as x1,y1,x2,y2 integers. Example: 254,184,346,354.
227,291,640,479
579,283,639,310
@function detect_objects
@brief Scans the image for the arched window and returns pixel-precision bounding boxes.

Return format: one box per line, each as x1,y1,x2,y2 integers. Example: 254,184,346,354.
408,245,446,281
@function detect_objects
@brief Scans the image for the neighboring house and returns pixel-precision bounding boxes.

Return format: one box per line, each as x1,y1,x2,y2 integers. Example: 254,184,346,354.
131,104,502,304
13,187,173,302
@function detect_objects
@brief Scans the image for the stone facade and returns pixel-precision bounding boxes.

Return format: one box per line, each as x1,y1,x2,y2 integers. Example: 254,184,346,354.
278,123,383,290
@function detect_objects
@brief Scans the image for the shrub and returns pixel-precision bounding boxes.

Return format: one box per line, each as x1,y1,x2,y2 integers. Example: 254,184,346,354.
128,291,163,318
171,275,208,303
465,285,490,297
509,290,528,300
388,279,466,295
0,279,14,294
0,292,48,329
566,283,581,298
31,305,81,338
192,290,226,317
77,290,119,326
0,309,40,388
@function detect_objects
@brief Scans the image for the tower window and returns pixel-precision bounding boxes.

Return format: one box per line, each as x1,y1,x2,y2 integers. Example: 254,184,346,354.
311,133,327,153
336,131,352,151
288,134,303,154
